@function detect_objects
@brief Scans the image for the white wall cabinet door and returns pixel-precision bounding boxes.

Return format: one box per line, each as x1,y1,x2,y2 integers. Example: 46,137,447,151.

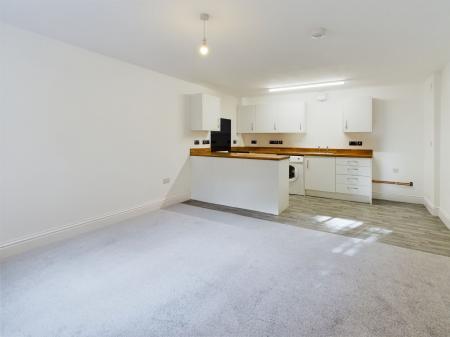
190,94,221,131
255,103,277,133
342,96,372,132
237,105,256,133
276,102,306,133
304,156,336,192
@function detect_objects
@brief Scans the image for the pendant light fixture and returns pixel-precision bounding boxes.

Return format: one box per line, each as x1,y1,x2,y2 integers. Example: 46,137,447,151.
199,13,210,56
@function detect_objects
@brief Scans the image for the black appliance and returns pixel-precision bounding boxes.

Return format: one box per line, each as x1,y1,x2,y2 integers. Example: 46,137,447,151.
211,118,231,152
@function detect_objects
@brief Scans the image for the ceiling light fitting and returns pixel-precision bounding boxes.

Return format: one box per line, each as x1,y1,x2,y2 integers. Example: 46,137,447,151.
268,81,345,93
199,13,210,56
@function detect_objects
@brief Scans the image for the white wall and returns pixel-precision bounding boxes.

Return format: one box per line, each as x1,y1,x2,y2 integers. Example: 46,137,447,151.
0,23,238,251
439,62,450,228
423,74,440,214
241,84,425,203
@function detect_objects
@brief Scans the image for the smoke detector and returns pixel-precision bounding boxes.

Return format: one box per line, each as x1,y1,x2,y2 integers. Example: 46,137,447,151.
317,93,328,102
311,27,327,39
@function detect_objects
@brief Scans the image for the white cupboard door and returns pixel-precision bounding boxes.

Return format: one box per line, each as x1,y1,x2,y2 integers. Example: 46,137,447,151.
304,156,336,192
276,102,306,133
203,95,221,131
190,94,221,131
342,96,372,132
237,105,256,133
255,103,277,133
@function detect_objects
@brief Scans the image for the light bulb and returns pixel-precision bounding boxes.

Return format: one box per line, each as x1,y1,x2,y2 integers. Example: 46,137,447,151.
199,43,209,56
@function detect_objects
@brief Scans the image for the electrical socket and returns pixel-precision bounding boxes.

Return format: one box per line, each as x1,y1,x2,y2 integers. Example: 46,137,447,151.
162,177,170,184
393,168,399,174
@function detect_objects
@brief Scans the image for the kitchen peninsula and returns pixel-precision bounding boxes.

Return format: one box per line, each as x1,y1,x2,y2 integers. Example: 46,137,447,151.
190,148,290,215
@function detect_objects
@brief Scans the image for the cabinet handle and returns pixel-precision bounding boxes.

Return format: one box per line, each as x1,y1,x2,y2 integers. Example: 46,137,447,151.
217,118,220,129
345,120,348,130
347,186,359,191
299,122,302,131
274,122,276,131
251,122,254,131
306,160,309,169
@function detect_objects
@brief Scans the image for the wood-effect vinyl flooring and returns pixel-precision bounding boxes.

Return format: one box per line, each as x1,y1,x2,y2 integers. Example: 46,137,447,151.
184,196,450,257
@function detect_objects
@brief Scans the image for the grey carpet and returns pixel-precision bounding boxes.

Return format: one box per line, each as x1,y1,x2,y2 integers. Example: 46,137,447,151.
1,203,450,337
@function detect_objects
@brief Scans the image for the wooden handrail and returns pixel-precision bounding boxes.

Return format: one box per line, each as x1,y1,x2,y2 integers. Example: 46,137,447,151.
372,180,413,187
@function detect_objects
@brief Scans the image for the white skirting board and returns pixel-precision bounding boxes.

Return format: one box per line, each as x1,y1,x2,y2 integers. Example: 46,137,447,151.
0,193,190,259
439,208,450,230
423,197,439,216
306,190,372,204
372,192,424,205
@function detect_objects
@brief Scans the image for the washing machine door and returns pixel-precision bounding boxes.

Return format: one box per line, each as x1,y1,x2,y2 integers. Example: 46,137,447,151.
289,164,298,182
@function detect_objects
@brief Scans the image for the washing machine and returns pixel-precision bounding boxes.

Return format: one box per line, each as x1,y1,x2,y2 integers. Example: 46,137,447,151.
289,156,305,195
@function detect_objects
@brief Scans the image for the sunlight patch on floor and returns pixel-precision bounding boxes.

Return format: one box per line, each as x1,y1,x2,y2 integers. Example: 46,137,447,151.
313,215,364,232
331,226,393,256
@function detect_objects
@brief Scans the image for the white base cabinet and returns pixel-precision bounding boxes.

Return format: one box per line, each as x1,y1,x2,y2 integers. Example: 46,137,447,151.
304,156,336,192
335,157,372,203
305,156,372,203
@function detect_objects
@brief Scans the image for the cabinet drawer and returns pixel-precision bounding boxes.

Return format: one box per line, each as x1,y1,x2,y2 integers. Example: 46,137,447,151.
336,175,371,186
336,165,371,177
336,184,371,196
336,157,371,167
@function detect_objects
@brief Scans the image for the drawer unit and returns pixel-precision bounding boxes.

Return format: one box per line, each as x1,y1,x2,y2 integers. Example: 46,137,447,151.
336,175,371,186
336,184,371,196
336,157,371,167
335,157,372,203
336,165,371,177
305,156,373,204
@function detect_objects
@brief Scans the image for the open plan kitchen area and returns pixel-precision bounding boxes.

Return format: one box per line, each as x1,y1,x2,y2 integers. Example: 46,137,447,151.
187,93,450,257
2,1,450,337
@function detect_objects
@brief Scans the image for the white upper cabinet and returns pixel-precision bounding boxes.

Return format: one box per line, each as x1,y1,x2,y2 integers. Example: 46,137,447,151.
342,96,373,133
237,105,256,133
237,101,306,133
190,93,221,131
276,102,306,133
255,103,277,133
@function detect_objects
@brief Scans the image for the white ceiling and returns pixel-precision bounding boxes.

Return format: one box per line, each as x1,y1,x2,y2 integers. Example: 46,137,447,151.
2,0,450,96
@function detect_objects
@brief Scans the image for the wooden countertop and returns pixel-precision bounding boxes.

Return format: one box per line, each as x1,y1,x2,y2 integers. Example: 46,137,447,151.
190,148,289,161
191,147,372,159
230,147,373,158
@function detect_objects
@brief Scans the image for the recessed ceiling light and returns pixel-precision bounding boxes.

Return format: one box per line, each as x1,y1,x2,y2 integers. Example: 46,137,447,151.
268,81,345,93
311,27,327,39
